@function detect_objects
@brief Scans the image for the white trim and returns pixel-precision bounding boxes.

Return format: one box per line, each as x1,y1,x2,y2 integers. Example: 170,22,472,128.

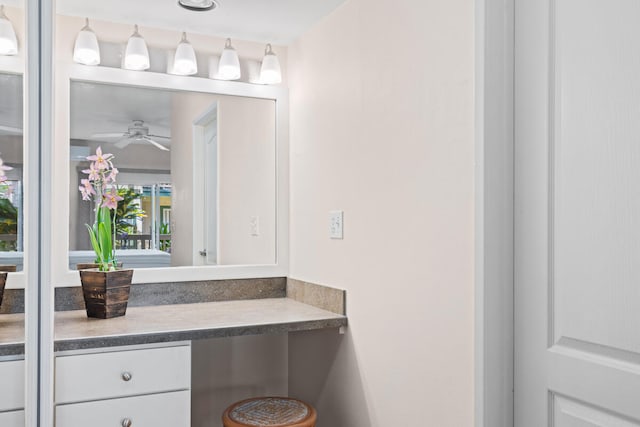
52,65,289,286
24,0,38,425
40,0,56,424
475,1,486,424
475,0,515,426
24,0,56,425
0,55,24,75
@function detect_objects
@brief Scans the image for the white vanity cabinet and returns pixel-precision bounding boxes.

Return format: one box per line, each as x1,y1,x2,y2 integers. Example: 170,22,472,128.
0,358,25,427
54,343,191,427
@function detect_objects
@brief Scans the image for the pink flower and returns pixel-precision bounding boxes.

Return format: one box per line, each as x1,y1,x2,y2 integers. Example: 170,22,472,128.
82,162,100,181
86,147,113,170
107,167,119,183
102,188,123,210
0,158,13,182
79,179,95,201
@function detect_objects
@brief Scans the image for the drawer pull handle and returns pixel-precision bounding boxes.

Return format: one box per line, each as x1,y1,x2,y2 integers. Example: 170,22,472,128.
121,372,133,382
121,418,132,427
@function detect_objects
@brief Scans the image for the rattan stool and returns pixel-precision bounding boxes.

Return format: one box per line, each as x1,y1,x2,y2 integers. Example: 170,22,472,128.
222,397,317,427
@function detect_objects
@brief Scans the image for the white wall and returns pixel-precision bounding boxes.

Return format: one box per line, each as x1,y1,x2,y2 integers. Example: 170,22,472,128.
217,96,276,265
287,0,475,425
171,92,277,267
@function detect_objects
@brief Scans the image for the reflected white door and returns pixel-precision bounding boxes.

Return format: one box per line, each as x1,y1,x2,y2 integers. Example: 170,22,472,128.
202,112,218,265
515,0,640,425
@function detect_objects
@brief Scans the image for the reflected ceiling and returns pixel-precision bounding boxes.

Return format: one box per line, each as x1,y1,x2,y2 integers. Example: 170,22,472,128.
70,82,171,141
0,73,23,132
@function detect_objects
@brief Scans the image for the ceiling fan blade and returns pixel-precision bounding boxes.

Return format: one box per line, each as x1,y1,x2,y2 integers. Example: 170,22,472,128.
142,136,170,151
147,134,171,141
0,125,22,135
90,132,127,139
114,136,135,149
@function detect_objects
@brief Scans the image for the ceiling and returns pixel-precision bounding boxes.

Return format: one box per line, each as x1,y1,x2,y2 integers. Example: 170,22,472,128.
3,0,346,44
70,82,172,141
54,0,346,45
0,73,23,131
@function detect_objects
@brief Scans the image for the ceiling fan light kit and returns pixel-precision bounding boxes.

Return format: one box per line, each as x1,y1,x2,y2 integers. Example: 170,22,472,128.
68,4,281,85
0,5,18,56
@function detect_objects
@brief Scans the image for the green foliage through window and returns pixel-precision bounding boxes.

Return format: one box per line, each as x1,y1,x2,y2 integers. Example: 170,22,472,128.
0,198,17,251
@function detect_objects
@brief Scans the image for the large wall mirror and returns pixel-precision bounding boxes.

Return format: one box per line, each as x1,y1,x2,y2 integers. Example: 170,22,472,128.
0,72,24,273
52,15,288,286
68,81,277,269
0,2,28,427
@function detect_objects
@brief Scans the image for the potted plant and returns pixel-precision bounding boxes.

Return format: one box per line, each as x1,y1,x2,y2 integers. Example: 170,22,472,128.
0,155,14,309
78,147,133,319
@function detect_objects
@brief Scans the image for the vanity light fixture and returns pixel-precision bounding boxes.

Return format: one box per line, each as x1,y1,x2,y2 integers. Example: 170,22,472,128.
172,32,198,75
73,18,101,65
124,25,150,71
260,44,282,85
217,38,241,80
0,5,18,56
178,0,217,11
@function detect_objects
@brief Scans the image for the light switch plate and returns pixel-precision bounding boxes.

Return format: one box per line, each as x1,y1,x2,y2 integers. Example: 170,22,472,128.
250,216,260,236
329,210,344,239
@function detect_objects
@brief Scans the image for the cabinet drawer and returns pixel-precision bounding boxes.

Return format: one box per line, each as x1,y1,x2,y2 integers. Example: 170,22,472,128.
55,345,191,404
0,410,24,427
0,360,24,412
56,390,190,427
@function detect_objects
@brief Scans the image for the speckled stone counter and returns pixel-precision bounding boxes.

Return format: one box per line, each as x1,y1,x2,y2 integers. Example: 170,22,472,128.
0,279,347,355
54,298,347,352
0,313,24,356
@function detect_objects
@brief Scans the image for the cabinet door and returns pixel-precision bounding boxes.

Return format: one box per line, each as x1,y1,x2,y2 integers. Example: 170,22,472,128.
0,410,25,427
55,391,190,427
0,360,25,412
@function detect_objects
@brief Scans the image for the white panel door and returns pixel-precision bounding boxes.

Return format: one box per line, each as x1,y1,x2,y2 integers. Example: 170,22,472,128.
515,0,640,425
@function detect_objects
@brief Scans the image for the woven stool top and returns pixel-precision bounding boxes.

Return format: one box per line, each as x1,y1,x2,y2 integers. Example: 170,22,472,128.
224,397,316,427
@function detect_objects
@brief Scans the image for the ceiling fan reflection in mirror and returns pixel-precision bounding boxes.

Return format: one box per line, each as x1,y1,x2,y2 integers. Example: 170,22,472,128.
0,124,21,136
90,120,170,151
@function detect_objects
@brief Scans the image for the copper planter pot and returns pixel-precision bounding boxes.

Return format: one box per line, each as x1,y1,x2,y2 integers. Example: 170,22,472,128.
79,269,134,319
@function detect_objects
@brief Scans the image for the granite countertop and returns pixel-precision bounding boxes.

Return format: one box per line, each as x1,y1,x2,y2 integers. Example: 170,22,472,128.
54,298,347,352
0,313,24,356
0,278,347,355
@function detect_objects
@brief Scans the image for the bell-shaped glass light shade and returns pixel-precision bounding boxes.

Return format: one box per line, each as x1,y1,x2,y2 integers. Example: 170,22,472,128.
217,38,241,80
0,6,18,56
260,44,281,85
73,18,100,65
124,25,150,71
173,32,198,75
